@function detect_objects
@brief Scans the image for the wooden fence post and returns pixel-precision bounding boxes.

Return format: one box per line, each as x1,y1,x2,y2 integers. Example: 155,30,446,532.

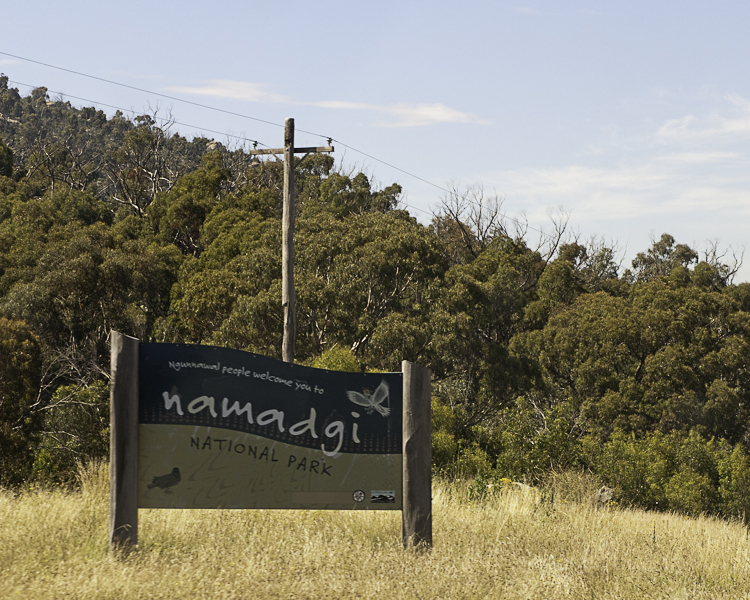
109,331,139,554
402,361,432,549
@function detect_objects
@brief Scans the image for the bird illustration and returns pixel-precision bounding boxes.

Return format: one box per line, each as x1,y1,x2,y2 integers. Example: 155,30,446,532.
147,467,181,492
346,380,390,417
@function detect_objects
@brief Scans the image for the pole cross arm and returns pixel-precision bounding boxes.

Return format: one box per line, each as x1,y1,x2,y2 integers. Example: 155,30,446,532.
248,145,334,155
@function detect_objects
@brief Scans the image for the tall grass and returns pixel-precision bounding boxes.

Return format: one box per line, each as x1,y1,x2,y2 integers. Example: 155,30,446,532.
2,463,750,599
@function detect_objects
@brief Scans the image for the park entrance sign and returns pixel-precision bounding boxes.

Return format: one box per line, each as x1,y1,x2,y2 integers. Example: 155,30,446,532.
109,332,432,553
139,342,402,510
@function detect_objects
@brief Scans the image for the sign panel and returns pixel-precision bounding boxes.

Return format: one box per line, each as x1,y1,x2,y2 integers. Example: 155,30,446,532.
137,343,402,510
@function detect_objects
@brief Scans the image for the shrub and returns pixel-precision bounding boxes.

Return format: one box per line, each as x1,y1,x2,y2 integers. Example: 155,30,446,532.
0,318,42,485
718,444,750,524
665,467,716,516
589,428,732,516
312,346,361,372
494,398,582,483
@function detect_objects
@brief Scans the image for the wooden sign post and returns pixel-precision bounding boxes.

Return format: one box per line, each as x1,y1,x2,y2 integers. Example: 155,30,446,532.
109,331,139,553
402,361,433,549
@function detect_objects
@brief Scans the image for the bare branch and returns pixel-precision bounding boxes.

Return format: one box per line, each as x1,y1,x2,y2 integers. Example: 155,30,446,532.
534,206,572,264
703,239,745,286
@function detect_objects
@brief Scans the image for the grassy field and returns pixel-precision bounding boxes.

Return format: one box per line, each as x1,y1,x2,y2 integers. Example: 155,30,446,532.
2,464,750,599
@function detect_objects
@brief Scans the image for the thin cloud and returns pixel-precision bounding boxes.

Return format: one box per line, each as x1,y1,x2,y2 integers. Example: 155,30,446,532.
656,95,750,142
166,80,290,104
168,79,487,127
378,103,488,127
313,100,488,127
512,7,545,15
656,151,740,164
480,97,750,225
315,100,374,111
486,157,750,225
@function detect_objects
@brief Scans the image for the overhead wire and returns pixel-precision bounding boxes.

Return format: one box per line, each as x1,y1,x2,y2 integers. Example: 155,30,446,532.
7,79,275,150
0,51,282,130
9,79,436,218
0,50,554,237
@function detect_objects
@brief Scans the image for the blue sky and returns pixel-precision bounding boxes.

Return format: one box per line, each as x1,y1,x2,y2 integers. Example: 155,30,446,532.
3,1,750,278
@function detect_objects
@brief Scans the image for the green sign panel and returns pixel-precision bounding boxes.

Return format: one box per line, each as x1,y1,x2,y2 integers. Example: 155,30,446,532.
137,343,403,510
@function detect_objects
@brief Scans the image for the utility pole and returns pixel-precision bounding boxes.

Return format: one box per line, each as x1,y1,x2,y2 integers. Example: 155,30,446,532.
281,120,295,364
249,119,333,363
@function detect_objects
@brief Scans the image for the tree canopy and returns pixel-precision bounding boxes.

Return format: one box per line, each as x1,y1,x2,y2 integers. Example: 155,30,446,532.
2,79,750,522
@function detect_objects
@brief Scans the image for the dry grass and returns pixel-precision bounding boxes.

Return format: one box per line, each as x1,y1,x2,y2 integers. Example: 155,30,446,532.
2,463,750,599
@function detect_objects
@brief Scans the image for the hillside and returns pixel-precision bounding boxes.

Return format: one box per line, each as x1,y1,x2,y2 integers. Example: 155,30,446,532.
1,77,750,522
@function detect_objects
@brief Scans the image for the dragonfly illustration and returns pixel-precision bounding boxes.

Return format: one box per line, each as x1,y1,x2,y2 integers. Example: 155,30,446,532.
346,380,390,417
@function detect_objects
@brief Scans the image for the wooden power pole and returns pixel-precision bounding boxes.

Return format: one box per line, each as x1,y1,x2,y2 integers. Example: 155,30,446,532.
249,119,333,363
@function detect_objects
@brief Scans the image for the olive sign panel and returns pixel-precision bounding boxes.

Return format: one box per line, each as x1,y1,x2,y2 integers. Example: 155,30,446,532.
137,343,403,510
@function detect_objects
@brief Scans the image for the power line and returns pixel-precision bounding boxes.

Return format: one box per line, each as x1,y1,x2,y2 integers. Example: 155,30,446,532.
11,78,432,217
7,79,275,150
0,51,285,131
1,51,553,238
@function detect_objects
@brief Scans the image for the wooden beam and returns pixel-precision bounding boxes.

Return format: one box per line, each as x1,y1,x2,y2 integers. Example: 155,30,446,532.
109,331,139,555
248,145,334,156
402,361,432,550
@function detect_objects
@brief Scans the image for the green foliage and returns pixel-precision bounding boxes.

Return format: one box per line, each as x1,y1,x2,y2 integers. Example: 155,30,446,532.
629,233,699,282
0,136,12,178
431,396,582,484
293,210,446,367
514,281,750,443
1,224,180,345
429,236,542,431
33,381,109,484
0,318,42,485
148,151,230,256
586,429,729,517
312,347,361,372
301,170,402,218
494,398,582,483
5,80,750,525
431,398,461,475
717,444,750,523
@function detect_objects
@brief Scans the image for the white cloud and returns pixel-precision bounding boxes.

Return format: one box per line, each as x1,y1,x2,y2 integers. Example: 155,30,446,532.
656,95,750,142
167,79,487,127
314,100,374,111
656,151,740,164
512,7,545,15
485,98,750,225
313,100,487,127
478,157,750,281
166,80,290,104
377,103,488,127
483,149,750,227
487,164,670,221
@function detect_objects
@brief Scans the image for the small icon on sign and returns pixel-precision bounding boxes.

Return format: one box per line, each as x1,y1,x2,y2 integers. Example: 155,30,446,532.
147,467,181,493
353,490,366,503
371,490,396,503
